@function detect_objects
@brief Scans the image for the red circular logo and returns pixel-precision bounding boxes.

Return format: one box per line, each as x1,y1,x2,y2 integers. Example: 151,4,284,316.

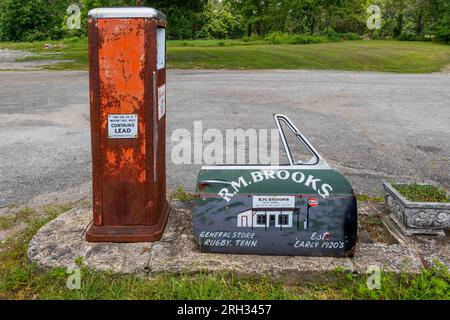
308,198,318,207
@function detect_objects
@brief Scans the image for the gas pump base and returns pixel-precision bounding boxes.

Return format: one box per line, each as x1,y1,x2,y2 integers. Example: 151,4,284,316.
193,115,358,257
86,202,170,242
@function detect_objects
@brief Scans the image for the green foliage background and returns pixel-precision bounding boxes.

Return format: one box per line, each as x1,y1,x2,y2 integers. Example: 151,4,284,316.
0,0,449,42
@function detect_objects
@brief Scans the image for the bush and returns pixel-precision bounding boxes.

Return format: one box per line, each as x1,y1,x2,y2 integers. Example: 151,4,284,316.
398,33,431,42
291,35,329,44
434,13,450,43
340,32,361,41
264,31,294,44
264,32,334,45
321,27,341,42
165,8,203,40
242,34,264,43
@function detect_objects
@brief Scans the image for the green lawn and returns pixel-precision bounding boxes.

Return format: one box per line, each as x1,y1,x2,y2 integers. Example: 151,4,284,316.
1,39,450,73
168,40,450,73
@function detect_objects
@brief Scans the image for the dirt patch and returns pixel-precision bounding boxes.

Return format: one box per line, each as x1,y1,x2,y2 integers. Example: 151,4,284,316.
357,201,401,245
441,64,450,74
359,214,398,244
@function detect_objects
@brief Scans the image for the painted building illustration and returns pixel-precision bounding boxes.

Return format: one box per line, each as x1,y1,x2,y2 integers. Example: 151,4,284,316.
236,209,301,230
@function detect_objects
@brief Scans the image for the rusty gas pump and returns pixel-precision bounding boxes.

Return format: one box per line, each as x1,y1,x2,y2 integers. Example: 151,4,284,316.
86,7,170,242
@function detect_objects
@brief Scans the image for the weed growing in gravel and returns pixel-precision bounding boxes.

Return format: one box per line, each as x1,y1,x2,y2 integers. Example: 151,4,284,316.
170,187,196,202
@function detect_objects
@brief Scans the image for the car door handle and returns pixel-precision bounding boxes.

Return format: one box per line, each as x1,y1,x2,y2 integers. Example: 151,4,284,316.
199,180,232,186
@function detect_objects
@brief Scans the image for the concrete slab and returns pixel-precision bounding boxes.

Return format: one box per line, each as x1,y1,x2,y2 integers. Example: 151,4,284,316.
29,201,447,283
352,243,422,273
409,235,450,268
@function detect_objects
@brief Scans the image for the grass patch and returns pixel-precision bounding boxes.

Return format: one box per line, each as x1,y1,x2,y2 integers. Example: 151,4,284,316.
0,204,71,231
35,271,298,300
1,39,450,73
326,264,450,300
0,203,74,298
167,40,450,72
170,186,196,202
265,32,331,45
393,183,450,203
167,39,267,47
360,215,384,226
0,207,35,230
0,216,16,230
356,194,385,202
42,204,74,216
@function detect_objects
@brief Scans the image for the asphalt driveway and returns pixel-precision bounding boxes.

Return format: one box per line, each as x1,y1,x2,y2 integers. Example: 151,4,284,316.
0,70,449,207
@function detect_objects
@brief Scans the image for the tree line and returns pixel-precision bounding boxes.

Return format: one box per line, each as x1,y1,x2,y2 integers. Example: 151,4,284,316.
0,0,448,42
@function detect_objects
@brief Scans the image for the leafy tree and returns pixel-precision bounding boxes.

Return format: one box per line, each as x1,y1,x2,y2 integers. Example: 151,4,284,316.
0,0,449,42
144,0,205,39
197,0,244,39
331,0,367,34
432,0,450,42
230,0,272,36
0,0,71,41
63,0,115,38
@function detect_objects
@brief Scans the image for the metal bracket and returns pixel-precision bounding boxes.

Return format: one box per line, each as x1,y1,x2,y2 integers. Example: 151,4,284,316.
153,71,158,182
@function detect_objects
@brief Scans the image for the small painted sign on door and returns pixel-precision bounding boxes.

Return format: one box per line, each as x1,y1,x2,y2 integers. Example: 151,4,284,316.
252,196,295,208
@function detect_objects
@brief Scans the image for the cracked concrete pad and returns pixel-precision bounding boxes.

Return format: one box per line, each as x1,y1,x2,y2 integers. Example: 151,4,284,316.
28,208,152,274
409,235,450,268
29,201,446,282
352,243,423,273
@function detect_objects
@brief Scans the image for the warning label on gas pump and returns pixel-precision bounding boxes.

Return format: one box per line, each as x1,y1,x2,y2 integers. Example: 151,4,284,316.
108,114,138,139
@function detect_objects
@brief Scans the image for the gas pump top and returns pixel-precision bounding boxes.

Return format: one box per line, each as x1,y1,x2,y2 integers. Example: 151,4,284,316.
88,7,166,20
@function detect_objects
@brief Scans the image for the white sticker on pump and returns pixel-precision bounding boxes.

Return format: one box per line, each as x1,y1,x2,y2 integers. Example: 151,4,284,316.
108,114,138,139
156,28,165,70
158,84,166,120
253,196,295,208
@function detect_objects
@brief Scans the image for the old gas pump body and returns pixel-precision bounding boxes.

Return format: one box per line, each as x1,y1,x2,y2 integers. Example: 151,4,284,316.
193,115,357,257
86,7,170,242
